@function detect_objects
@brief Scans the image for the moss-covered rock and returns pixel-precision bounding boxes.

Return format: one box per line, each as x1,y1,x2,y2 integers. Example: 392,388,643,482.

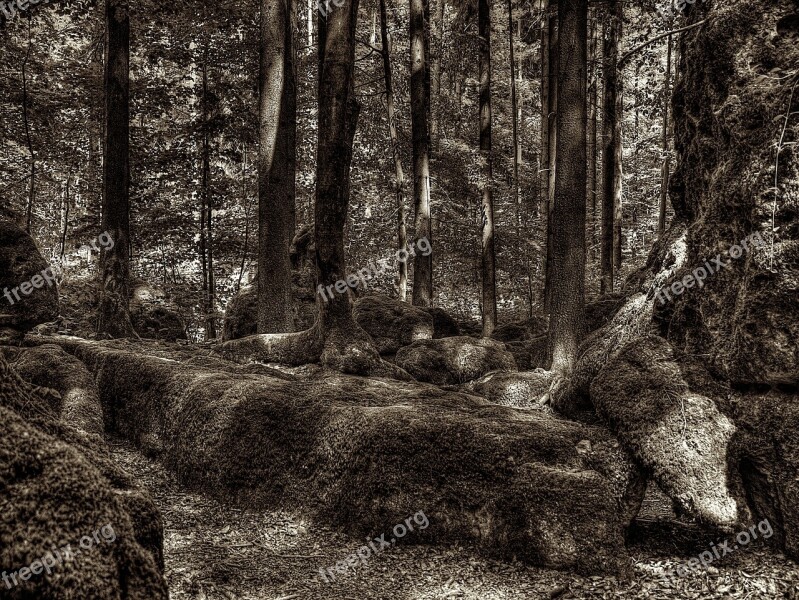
727,390,799,562
0,214,59,342
11,344,104,435
422,307,461,338
352,295,434,355
129,281,187,342
590,335,741,530
394,336,517,385
491,316,548,343
0,352,167,599
462,369,554,407
51,337,642,576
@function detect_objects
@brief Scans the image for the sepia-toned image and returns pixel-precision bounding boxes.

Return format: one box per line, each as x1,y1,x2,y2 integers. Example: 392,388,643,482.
1,0,798,597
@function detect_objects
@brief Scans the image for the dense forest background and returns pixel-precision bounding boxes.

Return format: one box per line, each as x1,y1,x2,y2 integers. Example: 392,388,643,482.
0,0,677,339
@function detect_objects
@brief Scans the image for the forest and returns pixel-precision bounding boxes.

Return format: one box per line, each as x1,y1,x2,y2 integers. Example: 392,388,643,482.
0,0,798,597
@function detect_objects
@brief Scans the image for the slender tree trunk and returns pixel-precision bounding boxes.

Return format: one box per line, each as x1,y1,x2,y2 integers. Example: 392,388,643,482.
258,0,297,333
544,0,558,310
658,33,672,234
430,0,445,153
509,0,520,229
539,0,549,212
22,18,34,233
60,175,71,261
478,0,496,336
587,7,598,255
600,0,621,294
98,0,136,338
547,0,587,373
237,141,250,291
410,0,433,306
200,48,218,340
380,0,409,301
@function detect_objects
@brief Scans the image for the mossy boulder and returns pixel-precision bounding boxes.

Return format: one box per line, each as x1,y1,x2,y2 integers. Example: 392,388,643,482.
0,214,59,342
0,352,167,598
590,335,741,530
394,336,517,385
727,390,799,562
353,295,434,355
49,337,642,576
10,343,104,435
422,307,461,338
129,281,187,342
491,316,548,343
462,369,554,407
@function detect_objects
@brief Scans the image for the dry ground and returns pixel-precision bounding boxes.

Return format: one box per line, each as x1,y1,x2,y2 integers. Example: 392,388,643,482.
106,438,799,600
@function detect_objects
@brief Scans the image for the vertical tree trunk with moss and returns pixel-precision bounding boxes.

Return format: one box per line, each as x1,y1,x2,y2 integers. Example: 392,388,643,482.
258,0,297,333
410,0,433,307
98,0,136,338
547,0,587,374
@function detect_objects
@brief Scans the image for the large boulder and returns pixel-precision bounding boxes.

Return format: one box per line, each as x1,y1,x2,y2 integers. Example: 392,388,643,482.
129,281,187,342
0,352,167,598
421,307,461,338
394,336,517,385
49,337,644,576
10,344,104,436
661,0,799,386
590,335,741,530
727,390,799,562
353,295,434,355
491,316,547,343
0,213,58,341
222,284,258,341
462,369,554,407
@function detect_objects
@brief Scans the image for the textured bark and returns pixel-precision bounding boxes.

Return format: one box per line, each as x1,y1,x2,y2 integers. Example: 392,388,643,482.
539,0,550,213
200,48,218,340
600,0,622,294
587,8,598,251
547,0,587,374
430,0,445,153
410,0,433,307
379,0,409,302
658,33,672,235
478,0,496,337
543,1,558,310
98,0,136,338
258,0,297,333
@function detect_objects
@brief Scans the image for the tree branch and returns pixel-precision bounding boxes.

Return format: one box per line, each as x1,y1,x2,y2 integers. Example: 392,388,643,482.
619,20,706,67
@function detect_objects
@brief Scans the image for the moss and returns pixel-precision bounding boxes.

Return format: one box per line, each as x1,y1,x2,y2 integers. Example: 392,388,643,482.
590,335,741,530
462,369,553,407
394,337,517,385
58,338,642,576
353,295,434,355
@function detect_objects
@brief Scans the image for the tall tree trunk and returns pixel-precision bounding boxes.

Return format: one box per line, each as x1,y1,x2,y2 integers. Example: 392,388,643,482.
98,0,135,338
587,7,598,255
21,18,34,233
547,0,587,373
539,0,549,212
258,0,297,333
658,33,672,235
200,47,218,340
509,0,520,229
60,174,71,261
379,0,409,301
544,0,558,310
478,0,496,337
430,0,445,153
410,0,433,306
600,0,622,294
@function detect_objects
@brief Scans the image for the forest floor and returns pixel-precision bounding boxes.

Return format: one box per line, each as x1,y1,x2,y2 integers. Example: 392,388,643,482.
107,438,799,600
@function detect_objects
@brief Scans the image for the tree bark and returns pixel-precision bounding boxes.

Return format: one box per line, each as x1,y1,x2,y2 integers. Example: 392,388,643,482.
600,0,622,294
547,0,587,374
479,0,496,337
200,47,218,340
410,0,433,307
509,0,520,230
587,7,598,255
544,0,558,310
379,0,409,301
658,33,672,235
539,0,549,213
98,0,136,338
258,0,297,333
21,18,34,234
430,0,445,153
